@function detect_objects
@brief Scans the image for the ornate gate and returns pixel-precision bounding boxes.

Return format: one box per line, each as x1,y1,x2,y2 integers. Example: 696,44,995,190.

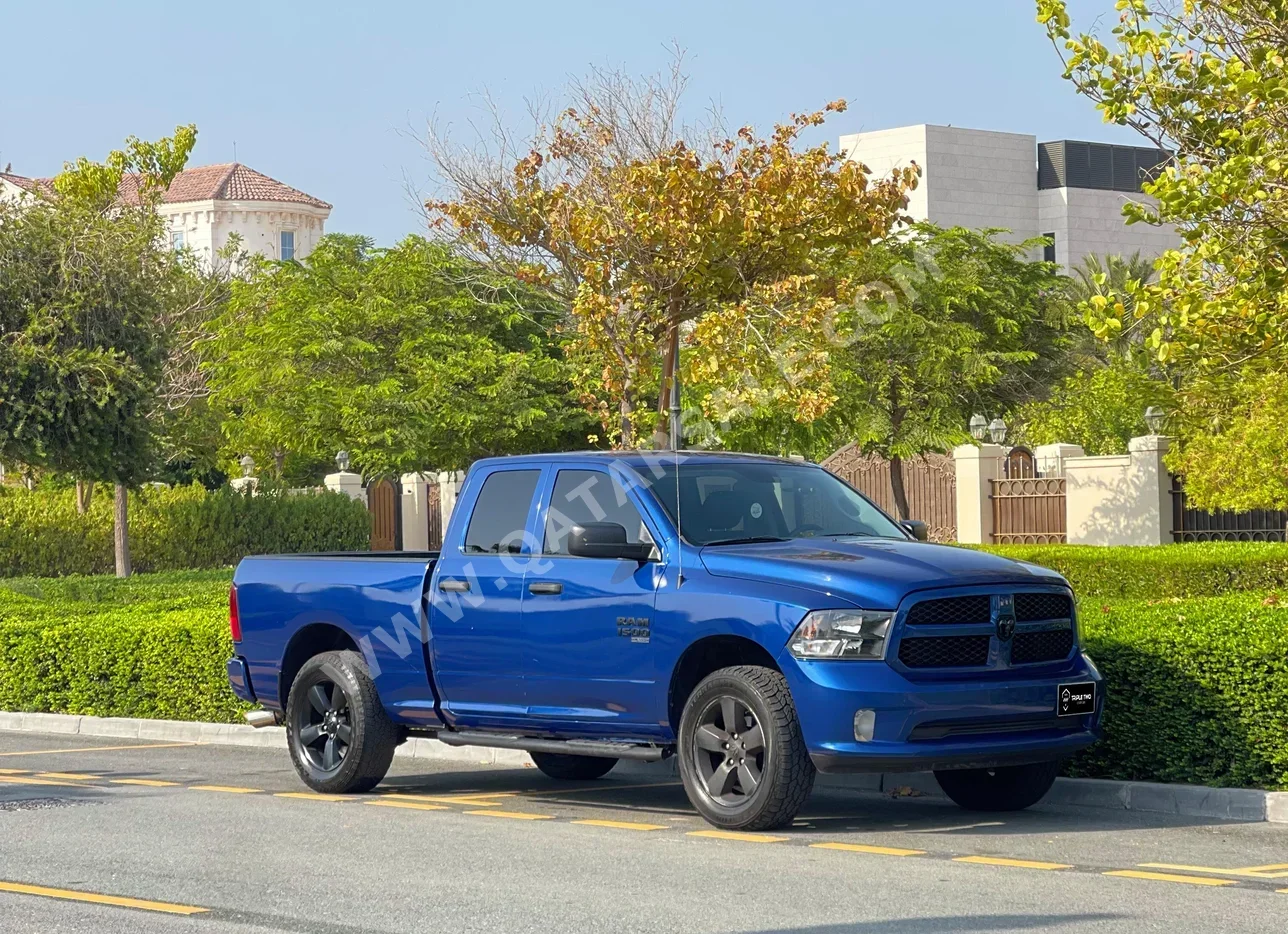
427,481,443,550
821,445,957,542
367,477,401,551
990,476,1066,544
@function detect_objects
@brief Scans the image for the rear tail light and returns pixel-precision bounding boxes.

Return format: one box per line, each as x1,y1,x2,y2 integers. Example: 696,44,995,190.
229,585,242,643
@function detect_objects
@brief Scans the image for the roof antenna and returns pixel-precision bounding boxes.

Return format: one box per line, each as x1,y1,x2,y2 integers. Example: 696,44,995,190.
233,140,238,163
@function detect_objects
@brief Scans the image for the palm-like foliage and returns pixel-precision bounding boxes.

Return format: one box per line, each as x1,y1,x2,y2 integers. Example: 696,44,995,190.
1065,252,1158,364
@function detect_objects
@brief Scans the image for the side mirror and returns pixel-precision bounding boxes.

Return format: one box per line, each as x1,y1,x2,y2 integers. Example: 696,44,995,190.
900,519,929,542
568,522,654,562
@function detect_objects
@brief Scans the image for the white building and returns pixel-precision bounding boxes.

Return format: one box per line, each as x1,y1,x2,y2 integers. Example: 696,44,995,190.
839,124,1179,270
0,162,331,263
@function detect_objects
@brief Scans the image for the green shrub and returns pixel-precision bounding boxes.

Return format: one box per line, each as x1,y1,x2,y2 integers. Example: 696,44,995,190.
0,570,246,722
1072,592,1288,789
0,485,370,578
981,542,1288,599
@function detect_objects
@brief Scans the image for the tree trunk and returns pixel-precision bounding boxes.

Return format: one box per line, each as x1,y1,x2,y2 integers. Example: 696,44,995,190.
75,479,95,516
889,454,911,521
619,378,635,449
113,482,132,579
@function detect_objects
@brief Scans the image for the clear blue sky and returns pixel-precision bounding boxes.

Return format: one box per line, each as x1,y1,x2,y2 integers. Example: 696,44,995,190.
0,0,1127,245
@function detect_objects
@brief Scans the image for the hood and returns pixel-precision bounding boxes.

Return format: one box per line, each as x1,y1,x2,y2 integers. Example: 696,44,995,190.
699,538,1066,610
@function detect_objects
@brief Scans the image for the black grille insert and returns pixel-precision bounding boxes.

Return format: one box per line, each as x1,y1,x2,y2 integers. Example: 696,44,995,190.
909,714,1078,741
1011,628,1074,664
1014,592,1073,622
898,635,991,668
906,595,991,626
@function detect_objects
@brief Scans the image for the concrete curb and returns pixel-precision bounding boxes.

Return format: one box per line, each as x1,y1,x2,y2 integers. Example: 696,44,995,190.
3,710,1285,823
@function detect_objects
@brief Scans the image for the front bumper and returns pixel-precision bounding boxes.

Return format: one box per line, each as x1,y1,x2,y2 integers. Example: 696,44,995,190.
781,650,1104,774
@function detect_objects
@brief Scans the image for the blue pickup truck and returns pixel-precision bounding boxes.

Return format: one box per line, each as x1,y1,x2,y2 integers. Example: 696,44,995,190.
228,451,1103,830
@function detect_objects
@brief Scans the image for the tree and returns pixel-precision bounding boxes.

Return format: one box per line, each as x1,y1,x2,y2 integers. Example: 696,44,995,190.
203,235,590,479
0,127,196,576
1038,0,1288,507
427,60,917,447
1014,360,1175,455
723,225,1070,517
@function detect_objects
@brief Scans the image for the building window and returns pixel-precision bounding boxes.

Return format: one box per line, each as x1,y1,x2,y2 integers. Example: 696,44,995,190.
170,229,185,250
1042,233,1056,264
280,230,295,261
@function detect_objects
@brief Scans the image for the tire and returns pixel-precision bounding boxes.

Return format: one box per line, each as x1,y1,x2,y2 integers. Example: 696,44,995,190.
677,665,815,831
529,752,618,781
934,760,1061,812
286,650,398,794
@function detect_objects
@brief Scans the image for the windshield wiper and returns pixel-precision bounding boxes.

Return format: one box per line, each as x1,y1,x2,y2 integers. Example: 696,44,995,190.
702,536,793,547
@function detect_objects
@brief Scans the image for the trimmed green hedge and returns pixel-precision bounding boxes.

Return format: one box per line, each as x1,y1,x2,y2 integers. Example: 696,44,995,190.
1073,592,1288,789
982,542,1288,600
0,484,371,578
0,570,246,723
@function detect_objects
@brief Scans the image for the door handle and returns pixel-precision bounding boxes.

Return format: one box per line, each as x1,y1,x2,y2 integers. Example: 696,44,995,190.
528,581,563,595
438,579,470,593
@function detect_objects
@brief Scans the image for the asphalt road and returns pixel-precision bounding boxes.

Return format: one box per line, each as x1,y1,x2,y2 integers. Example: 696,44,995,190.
0,732,1284,933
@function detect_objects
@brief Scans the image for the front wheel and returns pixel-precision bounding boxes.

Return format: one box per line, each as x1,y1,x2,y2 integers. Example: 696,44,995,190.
286,650,398,794
677,665,815,831
933,760,1061,812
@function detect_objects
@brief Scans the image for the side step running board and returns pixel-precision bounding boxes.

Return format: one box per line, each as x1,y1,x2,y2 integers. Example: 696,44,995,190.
437,731,670,761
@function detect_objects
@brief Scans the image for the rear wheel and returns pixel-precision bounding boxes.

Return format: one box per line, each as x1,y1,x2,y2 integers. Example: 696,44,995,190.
529,752,618,781
286,650,398,794
934,760,1061,812
677,665,815,831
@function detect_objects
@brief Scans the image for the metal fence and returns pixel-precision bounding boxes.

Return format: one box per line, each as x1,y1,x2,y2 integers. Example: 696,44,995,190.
820,445,957,542
989,446,1067,544
1170,475,1288,542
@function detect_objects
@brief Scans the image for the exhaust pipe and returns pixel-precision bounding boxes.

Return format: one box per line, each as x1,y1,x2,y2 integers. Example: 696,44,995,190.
243,710,280,729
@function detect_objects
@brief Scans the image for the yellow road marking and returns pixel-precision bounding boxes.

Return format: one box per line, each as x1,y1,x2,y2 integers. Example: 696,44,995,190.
365,800,449,812
110,779,180,788
275,792,352,802
187,785,259,794
0,776,86,787
0,880,208,916
687,830,787,844
0,769,28,775
1105,870,1236,887
380,792,512,806
811,842,926,857
35,772,99,781
466,809,554,821
1238,863,1288,873
1140,862,1288,880
572,819,669,831
0,743,195,758
1279,888,1288,895
955,856,1072,871
520,781,682,797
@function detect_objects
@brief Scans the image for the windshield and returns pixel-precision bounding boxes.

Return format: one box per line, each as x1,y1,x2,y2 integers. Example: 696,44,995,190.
644,461,907,545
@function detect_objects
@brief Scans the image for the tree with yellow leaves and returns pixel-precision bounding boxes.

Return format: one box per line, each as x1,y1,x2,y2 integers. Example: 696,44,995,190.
426,61,917,448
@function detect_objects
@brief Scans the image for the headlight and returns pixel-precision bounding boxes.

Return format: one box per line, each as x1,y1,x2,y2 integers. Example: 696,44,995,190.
788,609,892,660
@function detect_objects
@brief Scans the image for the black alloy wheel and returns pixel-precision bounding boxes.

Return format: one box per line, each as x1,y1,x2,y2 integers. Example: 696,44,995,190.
294,679,351,774
691,695,766,806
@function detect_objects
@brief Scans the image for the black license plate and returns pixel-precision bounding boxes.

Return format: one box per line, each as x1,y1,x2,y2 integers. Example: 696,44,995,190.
1057,681,1096,717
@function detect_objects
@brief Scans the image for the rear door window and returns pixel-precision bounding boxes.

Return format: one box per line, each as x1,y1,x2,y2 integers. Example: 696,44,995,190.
464,470,540,554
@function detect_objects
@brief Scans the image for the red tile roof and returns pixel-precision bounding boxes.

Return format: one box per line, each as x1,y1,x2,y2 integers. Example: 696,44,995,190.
3,163,330,210
119,163,331,209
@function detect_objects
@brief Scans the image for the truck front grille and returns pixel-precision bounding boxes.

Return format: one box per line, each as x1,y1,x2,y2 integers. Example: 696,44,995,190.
905,595,991,626
898,635,991,668
1014,592,1073,622
1010,628,1074,664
